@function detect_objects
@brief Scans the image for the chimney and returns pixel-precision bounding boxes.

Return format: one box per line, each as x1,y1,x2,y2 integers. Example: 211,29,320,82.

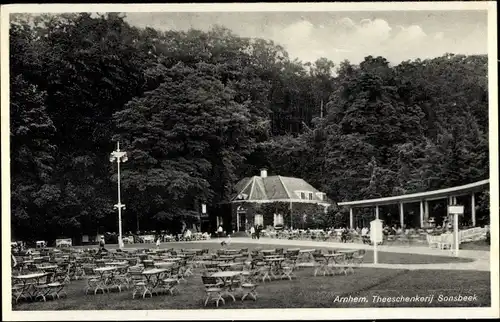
260,168,268,178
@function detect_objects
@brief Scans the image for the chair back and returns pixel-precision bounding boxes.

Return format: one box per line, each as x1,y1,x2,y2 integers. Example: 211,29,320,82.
82,264,96,276
201,275,219,286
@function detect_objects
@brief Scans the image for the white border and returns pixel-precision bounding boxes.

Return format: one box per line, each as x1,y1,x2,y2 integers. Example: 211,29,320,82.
1,2,498,320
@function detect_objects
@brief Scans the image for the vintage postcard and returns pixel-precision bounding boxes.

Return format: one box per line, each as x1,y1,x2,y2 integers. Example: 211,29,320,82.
1,2,498,321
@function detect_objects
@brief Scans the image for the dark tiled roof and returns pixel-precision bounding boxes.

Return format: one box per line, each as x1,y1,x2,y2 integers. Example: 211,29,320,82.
232,175,327,203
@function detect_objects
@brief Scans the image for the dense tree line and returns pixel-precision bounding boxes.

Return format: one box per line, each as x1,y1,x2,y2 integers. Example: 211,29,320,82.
9,13,490,241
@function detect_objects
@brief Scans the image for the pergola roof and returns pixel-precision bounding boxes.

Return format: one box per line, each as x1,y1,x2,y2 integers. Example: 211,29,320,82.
337,179,489,208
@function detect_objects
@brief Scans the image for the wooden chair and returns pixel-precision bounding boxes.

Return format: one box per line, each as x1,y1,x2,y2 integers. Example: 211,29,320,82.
201,276,225,307
352,249,366,267
82,264,100,295
128,266,148,299
46,270,68,300
240,270,259,301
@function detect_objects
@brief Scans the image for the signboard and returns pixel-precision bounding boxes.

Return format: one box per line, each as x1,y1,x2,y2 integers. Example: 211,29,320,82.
370,219,383,244
448,205,464,215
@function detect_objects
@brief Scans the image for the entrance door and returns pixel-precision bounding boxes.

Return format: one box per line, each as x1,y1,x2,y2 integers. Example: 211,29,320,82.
238,214,246,231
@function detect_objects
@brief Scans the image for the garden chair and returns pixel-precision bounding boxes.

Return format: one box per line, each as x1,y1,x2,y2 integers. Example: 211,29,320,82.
33,274,51,302
352,249,366,267
312,252,328,276
129,266,149,299
168,265,183,284
281,258,296,280
240,269,259,301
256,262,272,282
46,270,68,300
203,263,220,275
438,233,454,250
82,264,100,295
201,276,225,307
427,234,440,248
160,270,180,296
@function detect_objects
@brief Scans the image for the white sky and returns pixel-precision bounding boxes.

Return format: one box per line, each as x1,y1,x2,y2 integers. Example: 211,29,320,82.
124,10,488,65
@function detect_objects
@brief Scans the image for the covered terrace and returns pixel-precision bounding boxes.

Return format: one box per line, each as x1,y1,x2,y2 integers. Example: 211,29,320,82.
337,179,490,229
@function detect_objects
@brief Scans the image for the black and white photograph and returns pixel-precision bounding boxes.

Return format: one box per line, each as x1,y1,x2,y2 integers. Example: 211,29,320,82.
1,2,498,321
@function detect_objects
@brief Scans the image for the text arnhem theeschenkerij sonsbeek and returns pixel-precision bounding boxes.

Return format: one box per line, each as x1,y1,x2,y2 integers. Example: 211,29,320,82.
333,294,478,305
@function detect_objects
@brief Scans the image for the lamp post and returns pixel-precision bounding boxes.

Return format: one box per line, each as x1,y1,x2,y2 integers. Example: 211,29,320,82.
110,142,128,249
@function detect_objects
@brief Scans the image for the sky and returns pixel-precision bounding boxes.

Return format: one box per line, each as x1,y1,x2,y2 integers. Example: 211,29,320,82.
124,10,488,65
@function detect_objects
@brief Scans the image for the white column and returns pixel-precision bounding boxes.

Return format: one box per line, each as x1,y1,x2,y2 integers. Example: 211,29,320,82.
236,212,240,232
349,208,354,229
375,205,379,220
399,202,404,228
424,200,429,222
471,193,476,227
419,200,424,228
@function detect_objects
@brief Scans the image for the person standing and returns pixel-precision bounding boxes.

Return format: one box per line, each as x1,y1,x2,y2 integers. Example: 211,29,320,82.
250,226,256,239
98,236,107,254
156,237,161,249
217,225,223,239
255,226,261,240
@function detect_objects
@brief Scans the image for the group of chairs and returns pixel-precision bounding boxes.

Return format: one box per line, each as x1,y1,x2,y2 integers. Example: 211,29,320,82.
12,245,367,308
11,248,86,303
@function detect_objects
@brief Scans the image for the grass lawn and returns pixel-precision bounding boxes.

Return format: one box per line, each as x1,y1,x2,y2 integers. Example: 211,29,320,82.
12,242,488,310
13,267,490,310
459,240,490,251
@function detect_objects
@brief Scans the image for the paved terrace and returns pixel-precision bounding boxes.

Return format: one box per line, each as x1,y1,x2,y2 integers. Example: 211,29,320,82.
186,237,491,271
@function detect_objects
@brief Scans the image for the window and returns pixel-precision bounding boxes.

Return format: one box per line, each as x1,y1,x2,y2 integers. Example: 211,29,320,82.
254,214,264,226
300,192,306,199
308,193,313,200
273,214,284,226
317,192,324,200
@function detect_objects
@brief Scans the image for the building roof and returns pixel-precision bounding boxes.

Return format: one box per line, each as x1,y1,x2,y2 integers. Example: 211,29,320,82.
337,179,490,208
231,174,330,205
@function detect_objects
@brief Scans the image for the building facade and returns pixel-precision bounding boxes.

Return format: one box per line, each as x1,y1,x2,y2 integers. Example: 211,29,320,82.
225,169,331,232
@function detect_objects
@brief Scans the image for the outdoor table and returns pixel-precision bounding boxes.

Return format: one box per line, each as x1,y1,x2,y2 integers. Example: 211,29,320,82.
22,260,34,270
320,254,346,275
298,249,316,262
336,249,357,254
224,249,240,255
154,262,175,268
210,271,241,301
163,257,182,262
264,254,281,259
261,250,276,255
264,257,286,279
37,264,59,283
104,261,128,267
12,272,49,302
218,255,237,262
217,262,238,271
336,250,356,263
93,266,120,293
141,268,169,296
